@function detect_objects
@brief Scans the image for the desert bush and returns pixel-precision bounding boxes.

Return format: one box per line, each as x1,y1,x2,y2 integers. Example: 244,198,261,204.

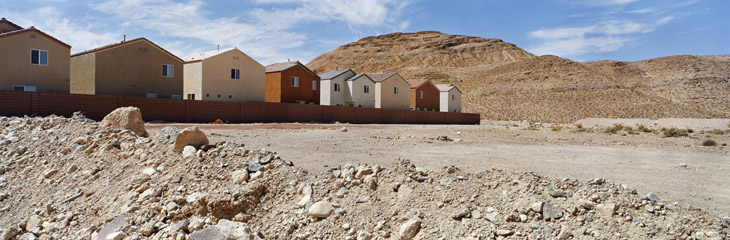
687,129,695,133
636,124,653,133
661,128,689,138
551,125,563,131
604,123,624,134
710,129,725,135
702,139,717,146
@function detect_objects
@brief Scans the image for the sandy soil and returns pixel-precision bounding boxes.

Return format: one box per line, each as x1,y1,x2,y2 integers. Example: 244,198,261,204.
148,122,730,218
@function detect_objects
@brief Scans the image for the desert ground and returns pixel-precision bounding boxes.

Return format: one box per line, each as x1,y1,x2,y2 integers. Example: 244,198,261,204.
148,121,730,218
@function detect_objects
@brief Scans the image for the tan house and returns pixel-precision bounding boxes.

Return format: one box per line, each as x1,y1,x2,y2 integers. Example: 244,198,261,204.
183,48,265,102
369,72,410,110
70,38,184,98
0,18,70,93
345,73,376,108
436,84,462,112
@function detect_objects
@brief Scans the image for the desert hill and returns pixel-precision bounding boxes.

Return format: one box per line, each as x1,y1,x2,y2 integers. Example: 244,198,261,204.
307,31,730,123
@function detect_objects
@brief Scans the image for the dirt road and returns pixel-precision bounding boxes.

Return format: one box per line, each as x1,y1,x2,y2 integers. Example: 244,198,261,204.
148,122,730,217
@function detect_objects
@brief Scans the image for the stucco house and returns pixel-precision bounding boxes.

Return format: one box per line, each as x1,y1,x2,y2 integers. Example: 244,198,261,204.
265,61,320,104
183,48,265,102
318,69,355,106
368,72,410,110
406,79,440,111
436,84,462,112
0,18,70,93
345,73,375,108
70,38,184,98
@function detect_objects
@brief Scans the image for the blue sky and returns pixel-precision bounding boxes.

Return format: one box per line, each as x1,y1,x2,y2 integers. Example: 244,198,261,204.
1,0,726,64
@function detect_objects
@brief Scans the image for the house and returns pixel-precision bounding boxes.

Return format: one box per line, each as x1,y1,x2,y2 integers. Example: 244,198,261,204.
406,79,440,111
183,48,265,102
345,73,375,108
436,84,462,112
264,61,320,104
318,69,354,106
70,38,184,98
0,18,70,93
368,72,410,110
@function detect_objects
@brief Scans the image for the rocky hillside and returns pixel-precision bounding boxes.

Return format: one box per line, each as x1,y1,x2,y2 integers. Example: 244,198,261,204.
0,114,727,239
307,31,730,122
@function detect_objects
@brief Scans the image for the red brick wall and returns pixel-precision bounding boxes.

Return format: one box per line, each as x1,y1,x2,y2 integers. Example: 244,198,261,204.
0,91,480,124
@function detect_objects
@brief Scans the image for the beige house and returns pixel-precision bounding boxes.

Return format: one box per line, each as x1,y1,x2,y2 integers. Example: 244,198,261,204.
183,48,265,102
0,18,70,93
369,72,410,110
436,84,462,112
70,38,183,98
318,69,355,106
345,73,375,108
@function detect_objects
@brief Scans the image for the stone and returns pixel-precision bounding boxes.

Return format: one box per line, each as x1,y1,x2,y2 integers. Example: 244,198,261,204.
74,137,89,145
0,227,20,240
173,126,209,152
249,171,262,180
542,204,563,220
530,201,544,213
308,201,335,218
188,227,225,240
171,220,189,233
247,162,264,172
105,232,125,240
336,187,348,198
596,203,617,217
471,210,482,219
548,186,566,198
97,215,127,240
484,212,500,223
17,233,36,240
42,169,58,178
231,170,249,184
356,230,372,240
647,193,661,202
356,196,370,203
216,219,252,240
296,195,312,207
25,216,42,232
679,163,688,169
496,229,513,236
182,146,197,159
556,225,572,240
154,126,180,144
340,127,348,132
578,199,594,209
141,168,156,176
399,219,421,240
364,175,378,190
188,217,204,232
140,222,154,236
451,208,471,220
101,107,148,137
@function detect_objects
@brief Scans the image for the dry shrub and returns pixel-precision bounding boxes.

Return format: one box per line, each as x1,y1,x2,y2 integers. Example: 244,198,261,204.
661,128,689,138
211,118,225,124
702,139,717,146
551,125,563,131
604,123,624,134
710,129,725,135
636,124,653,133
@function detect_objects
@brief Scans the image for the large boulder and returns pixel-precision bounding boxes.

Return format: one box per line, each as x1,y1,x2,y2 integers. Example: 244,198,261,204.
173,126,209,152
101,107,148,137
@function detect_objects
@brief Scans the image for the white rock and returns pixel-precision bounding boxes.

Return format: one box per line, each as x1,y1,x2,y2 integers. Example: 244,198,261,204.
231,170,249,184
530,201,544,212
25,216,42,232
308,202,334,218
182,146,197,159
105,231,125,240
141,168,156,176
296,195,312,208
398,219,421,240
596,203,617,217
173,126,209,152
215,219,252,240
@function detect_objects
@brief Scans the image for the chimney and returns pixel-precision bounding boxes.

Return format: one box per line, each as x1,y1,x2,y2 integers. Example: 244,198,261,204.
217,44,220,51
288,58,290,62
123,35,126,42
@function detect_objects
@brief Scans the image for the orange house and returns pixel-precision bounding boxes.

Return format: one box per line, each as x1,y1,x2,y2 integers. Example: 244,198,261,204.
264,61,320,104
406,79,440,111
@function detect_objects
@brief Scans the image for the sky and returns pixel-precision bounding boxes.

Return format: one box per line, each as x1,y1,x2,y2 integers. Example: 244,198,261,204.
1,0,727,65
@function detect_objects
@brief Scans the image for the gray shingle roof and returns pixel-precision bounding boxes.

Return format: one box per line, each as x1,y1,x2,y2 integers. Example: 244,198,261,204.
346,73,374,82
318,69,352,80
265,60,318,77
183,48,235,62
368,72,398,82
436,84,461,93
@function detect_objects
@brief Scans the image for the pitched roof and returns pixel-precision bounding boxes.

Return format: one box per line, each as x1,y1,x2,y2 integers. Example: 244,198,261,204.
406,79,430,89
346,73,375,83
318,69,353,80
183,48,235,62
265,60,317,76
71,38,183,62
0,27,71,49
0,18,23,32
368,72,398,82
436,84,461,93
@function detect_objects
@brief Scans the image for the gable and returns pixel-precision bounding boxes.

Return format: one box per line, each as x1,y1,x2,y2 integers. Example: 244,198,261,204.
72,38,182,62
0,28,71,49
0,18,22,33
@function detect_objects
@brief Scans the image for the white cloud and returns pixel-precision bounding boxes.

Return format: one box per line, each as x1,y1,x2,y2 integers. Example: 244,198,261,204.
0,7,118,53
527,19,672,57
92,0,412,64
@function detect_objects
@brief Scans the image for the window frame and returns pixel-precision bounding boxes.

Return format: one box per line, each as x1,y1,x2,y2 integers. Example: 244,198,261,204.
394,86,399,94
312,80,317,90
291,76,299,87
146,93,157,98
334,83,340,92
419,91,423,99
231,68,240,80
364,85,369,93
30,49,48,66
162,64,174,77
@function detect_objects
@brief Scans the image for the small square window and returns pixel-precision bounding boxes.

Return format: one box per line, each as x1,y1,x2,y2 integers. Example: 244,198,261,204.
419,91,423,99
187,94,196,100
162,64,174,77
229,95,232,99
231,69,240,79
206,93,210,98
313,81,317,90
394,87,399,94
364,85,369,93
452,94,455,101
31,49,48,66
291,77,299,87
217,94,222,99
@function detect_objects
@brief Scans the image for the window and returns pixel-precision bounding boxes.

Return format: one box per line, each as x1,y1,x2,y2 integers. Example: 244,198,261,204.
419,91,424,99
291,76,299,87
205,93,210,98
394,86,399,94
187,94,196,100
31,49,48,66
146,93,157,98
312,81,317,90
231,69,240,79
162,64,174,77
334,83,340,92
13,85,36,92
171,95,182,99
217,94,222,99
452,94,455,101
13,86,24,91
364,85,370,93
228,95,232,99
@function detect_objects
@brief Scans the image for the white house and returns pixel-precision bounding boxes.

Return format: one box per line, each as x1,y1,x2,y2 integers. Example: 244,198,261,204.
318,69,355,106
345,73,376,108
183,48,265,102
436,84,462,112
369,72,410,110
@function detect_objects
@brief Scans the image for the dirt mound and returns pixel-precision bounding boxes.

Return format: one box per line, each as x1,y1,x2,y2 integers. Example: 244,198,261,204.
307,31,730,123
0,115,728,239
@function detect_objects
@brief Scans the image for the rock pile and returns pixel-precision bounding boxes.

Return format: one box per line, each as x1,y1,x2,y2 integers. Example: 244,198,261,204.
0,113,727,239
